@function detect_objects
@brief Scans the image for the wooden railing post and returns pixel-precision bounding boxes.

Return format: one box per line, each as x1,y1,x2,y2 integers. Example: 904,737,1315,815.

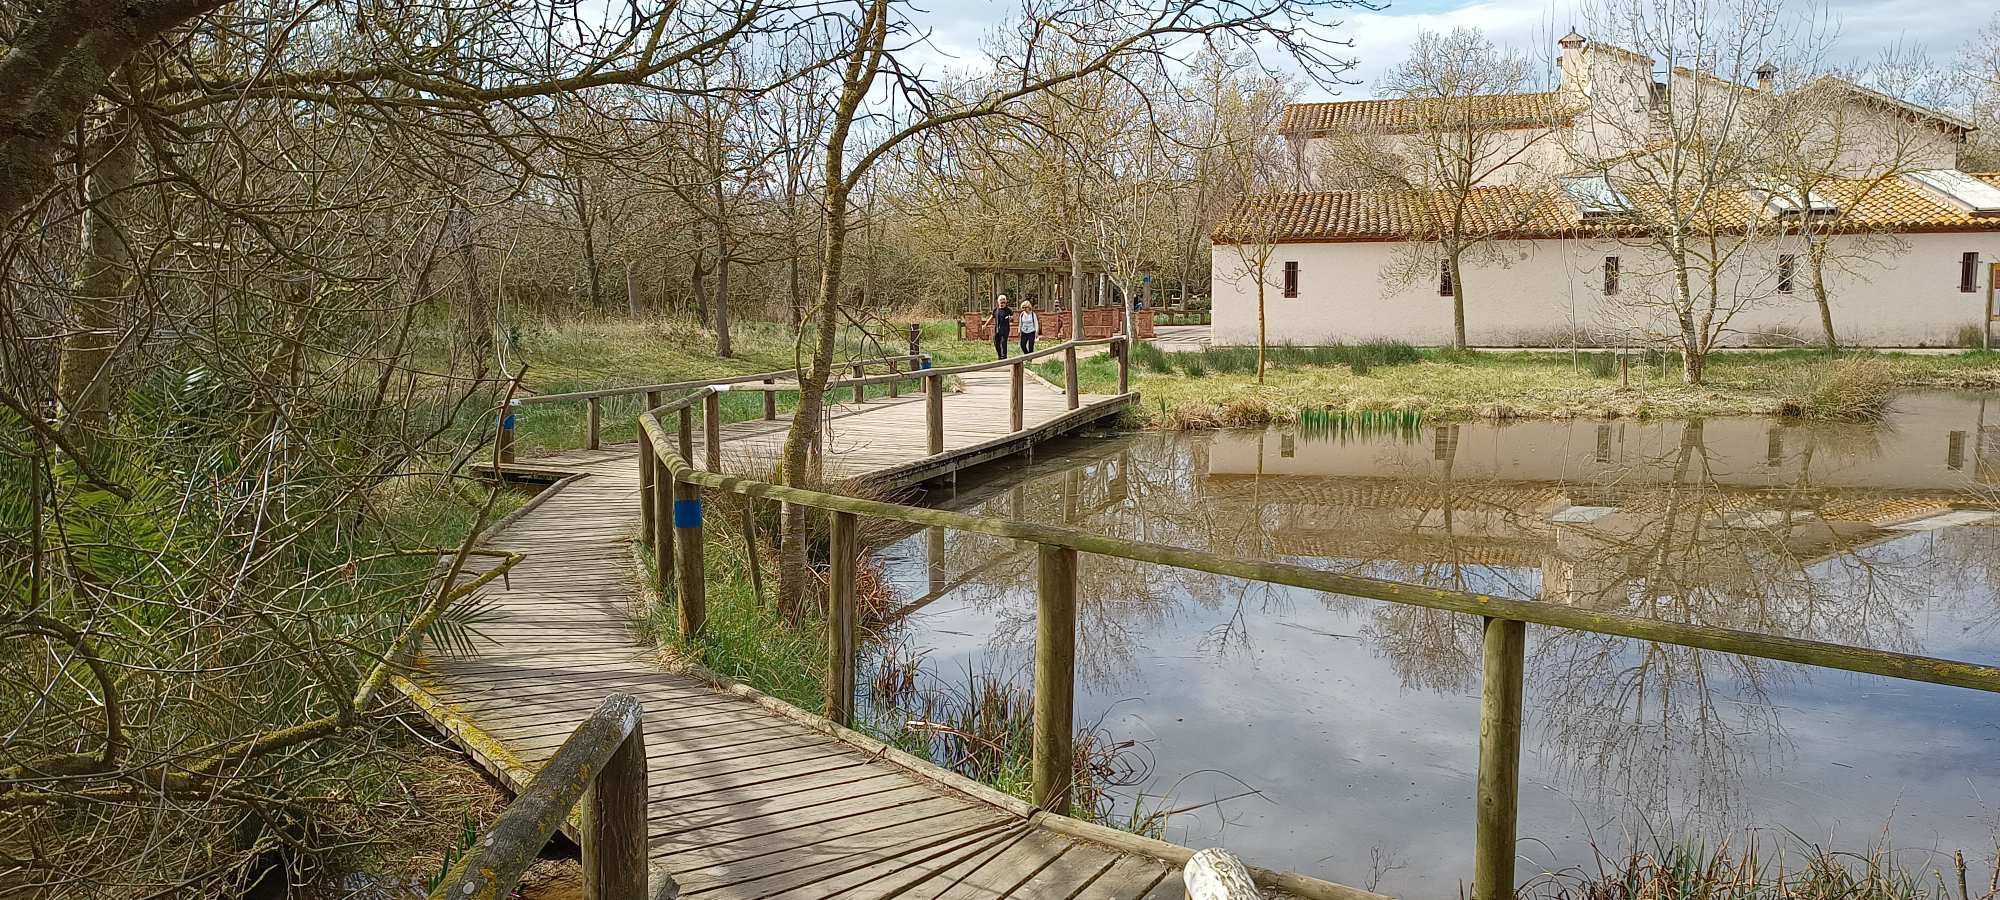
496,405,515,466
762,379,777,419
1063,343,1079,410
1010,360,1024,432
653,451,673,594
1115,336,1130,395
1031,543,1078,815
678,406,694,464
702,390,722,473
826,510,858,726
582,708,648,899
851,364,866,404
587,397,602,450
925,373,944,455
646,389,662,411
672,470,706,640
1473,616,1526,900
638,436,655,546
886,360,899,399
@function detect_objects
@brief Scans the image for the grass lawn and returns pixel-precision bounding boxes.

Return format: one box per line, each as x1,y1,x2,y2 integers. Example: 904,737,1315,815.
991,339,2000,424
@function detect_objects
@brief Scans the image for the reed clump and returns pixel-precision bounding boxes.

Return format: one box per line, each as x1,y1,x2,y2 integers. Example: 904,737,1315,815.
1780,356,1901,421
1521,834,2000,900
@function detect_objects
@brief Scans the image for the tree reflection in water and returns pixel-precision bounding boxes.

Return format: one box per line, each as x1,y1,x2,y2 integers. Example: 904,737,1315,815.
867,392,2000,893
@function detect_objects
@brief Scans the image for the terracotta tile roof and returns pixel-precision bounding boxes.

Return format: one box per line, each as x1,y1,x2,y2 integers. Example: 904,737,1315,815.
1280,92,1578,135
1213,173,2000,243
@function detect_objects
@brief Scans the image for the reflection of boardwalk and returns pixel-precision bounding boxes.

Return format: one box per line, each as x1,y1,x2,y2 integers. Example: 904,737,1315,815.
399,376,1213,900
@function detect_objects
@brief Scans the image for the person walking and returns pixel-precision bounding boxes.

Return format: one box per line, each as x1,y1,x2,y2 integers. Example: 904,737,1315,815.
1017,300,1040,354
984,294,1014,359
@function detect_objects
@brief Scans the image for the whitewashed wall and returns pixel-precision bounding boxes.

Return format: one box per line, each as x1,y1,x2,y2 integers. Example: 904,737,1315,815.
1211,231,2000,347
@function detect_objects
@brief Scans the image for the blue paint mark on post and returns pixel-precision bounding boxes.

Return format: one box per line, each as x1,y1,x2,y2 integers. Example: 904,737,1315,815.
920,358,932,370
501,414,516,430
673,499,702,528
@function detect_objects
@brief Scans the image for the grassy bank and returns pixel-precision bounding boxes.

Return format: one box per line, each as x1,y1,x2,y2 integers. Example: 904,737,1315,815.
996,339,2000,425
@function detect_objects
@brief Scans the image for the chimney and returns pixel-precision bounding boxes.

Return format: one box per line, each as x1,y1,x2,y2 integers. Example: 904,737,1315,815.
1754,62,1777,92
1558,29,1588,92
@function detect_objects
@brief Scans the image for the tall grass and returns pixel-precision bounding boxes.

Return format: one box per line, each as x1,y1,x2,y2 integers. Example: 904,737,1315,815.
1296,406,1424,442
1521,833,2000,900
1780,357,1901,421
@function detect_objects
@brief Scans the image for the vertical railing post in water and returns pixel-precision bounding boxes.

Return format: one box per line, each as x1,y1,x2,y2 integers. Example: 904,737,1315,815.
1063,343,1080,410
672,468,706,640
1032,543,1078,815
925,372,944,455
1473,616,1527,900
1115,336,1130,395
702,391,722,473
826,510,858,726
762,379,777,419
638,436,655,546
582,701,648,898
851,364,866,404
587,397,602,450
1010,360,1025,432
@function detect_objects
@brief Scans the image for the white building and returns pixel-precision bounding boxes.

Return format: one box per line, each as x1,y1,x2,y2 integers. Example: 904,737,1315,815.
1212,33,2000,348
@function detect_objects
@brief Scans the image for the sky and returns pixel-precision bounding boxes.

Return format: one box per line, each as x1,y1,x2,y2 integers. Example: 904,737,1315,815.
902,0,1990,103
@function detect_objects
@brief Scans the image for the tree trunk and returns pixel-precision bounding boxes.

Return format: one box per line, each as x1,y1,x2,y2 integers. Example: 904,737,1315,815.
1255,273,1267,384
1809,254,1837,353
690,250,710,327
579,186,603,312
451,194,493,371
787,237,804,327
1448,251,1468,351
776,180,849,621
59,109,140,431
625,260,643,318
1069,248,1084,339
714,244,733,357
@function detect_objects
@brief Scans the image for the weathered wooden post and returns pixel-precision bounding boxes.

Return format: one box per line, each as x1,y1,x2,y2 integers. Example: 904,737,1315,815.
908,324,924,393
1115,336,1130,395
653,453,673,593
702,390,722,473
1031,543,1078,815
587,397,602,450
762,379,777,420
638,435,655,546
1063,343,1080,410
646,389,662,411
1010,360,1025,432
677,406,694,465
672,470,706,640
581,705,648,899
925,372,944,455
851,364,866,404
496,405,516,466
826,511,858,726
1473,616,1527,900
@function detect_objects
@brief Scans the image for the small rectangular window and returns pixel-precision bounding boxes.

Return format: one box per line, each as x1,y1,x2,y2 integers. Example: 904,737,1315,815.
1777,254,1795,294
1439,260,1454,297
1282,261,1299,298
1603,256,1620,296
1962,252,1980,293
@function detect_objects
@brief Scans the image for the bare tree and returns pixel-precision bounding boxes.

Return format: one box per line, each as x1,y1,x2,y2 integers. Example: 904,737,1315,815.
1334,28,1560,350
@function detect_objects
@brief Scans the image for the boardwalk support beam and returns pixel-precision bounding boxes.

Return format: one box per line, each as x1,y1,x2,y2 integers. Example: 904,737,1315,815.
1011,361,1025,432
925,373,944,455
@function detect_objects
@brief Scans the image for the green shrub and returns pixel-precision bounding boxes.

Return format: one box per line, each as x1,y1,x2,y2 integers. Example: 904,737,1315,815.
1781,357,1900,421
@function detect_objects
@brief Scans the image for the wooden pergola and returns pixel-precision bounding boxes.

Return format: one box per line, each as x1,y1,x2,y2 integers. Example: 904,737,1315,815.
960,260,1117,313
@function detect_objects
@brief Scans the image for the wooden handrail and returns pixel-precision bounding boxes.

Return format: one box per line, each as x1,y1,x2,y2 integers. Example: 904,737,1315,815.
428,693,656,900
635,397,2000,900
516,353,922,405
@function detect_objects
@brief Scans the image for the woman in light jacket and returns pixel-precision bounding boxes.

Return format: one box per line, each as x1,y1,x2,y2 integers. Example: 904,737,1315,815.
1017,301,1040,354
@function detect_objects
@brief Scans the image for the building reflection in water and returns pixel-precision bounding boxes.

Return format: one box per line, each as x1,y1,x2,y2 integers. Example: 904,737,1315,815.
870,392,2000,897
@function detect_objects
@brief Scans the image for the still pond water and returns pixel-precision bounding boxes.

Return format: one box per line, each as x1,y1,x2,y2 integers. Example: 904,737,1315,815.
865,392,2000,896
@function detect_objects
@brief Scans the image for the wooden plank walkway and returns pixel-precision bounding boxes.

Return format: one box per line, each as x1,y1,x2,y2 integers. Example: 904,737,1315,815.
401,371,1178,899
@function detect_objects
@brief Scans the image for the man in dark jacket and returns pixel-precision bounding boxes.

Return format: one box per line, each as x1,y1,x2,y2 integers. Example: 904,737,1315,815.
984,295,1013,359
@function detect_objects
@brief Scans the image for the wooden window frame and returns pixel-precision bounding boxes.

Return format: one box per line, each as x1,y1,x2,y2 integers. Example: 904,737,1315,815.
1962,252,1981,293
1439,260,1454,297
1282,261,1299,299
1603,256,1619,296
1777,254,1795,294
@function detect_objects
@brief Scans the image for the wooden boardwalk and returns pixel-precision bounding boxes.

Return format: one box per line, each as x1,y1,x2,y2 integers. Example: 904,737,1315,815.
401,371,1184,899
